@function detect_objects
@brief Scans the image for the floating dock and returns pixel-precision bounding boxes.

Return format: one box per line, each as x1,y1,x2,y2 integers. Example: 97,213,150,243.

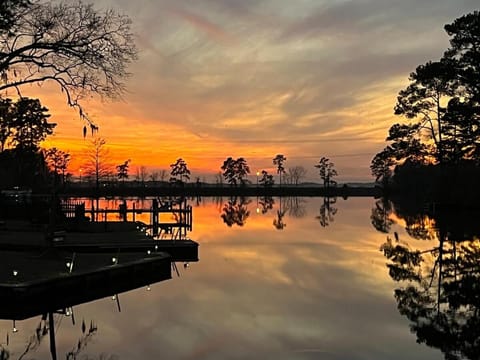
0,221,199,262
0,220,199,319
0,197,199,320
0,250,172,320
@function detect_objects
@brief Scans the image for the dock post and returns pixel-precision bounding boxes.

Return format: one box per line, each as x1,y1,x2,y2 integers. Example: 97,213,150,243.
49,312,57,360
189,205,192,231
152,199,158,236
133,203,136,222
120,199,127,222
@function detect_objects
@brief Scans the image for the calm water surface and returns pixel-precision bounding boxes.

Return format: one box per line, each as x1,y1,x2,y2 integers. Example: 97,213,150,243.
0,197,442,359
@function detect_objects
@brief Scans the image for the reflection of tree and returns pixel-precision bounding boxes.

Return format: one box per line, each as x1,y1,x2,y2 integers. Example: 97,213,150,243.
258,196,274,214
273,197,287,230
0,313,102,360
372,198,436,240
16,313,50,360
214,196,224,212
273,209,286,230
285,197,306,218
316,197,337,227
371,198,394,233
66,319,98,360
221,197,251,227
401,212,436,241
380,208,480,360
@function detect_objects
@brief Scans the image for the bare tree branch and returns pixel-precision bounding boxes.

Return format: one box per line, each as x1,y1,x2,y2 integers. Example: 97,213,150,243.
0,0,137,123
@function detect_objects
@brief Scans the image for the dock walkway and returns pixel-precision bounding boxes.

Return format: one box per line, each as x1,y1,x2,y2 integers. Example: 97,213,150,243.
0,219,199,319
0,221,198,261
0,249,173,319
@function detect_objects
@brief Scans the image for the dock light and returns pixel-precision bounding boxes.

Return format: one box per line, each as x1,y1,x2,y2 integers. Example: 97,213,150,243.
155,245,158,251
52,234,65,242
66,309,71,316
12,320,17,333
12,270,18,276
184,262,190,269
112,295,116,300
256,207,260,214
146,285,151,291
66,262,71,268
112,257,117,264
147,250,151,255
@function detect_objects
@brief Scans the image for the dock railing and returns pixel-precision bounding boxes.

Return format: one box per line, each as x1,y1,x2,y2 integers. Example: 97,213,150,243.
61,197,193,240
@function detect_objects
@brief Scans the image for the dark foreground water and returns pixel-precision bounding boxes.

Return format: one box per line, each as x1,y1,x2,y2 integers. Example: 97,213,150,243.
0,197,452,359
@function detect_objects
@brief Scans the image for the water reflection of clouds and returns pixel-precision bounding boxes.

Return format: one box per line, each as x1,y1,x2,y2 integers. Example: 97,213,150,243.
110,197,439,359
0,197,441,359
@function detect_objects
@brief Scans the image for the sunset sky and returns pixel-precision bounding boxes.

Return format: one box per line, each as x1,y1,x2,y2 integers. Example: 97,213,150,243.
29,0,479,182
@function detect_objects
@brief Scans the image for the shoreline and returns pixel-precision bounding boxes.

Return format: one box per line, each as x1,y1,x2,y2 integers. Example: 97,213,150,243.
51,184,382,198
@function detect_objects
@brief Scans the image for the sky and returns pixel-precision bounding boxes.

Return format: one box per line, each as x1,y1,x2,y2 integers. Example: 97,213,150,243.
30,0,480,182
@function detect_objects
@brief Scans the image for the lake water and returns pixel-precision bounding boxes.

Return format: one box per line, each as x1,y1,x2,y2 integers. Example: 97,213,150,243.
0,196,455,359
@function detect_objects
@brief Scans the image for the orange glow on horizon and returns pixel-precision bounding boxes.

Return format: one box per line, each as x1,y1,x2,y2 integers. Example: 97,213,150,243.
30,87,285,178
15,70,395,182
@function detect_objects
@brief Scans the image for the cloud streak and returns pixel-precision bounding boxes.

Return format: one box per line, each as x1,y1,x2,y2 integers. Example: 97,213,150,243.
35,0,480,181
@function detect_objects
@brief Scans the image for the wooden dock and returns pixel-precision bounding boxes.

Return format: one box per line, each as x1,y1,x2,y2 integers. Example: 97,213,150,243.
0,198,199,320
63,198,193,236
0,250,172,320
0,220,199,261
0,215,201,255
56,238,199,262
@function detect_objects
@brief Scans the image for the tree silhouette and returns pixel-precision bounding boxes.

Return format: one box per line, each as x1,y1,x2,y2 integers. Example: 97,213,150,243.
8,98,55,151
0,97,56,189
44,147,70,186
287,166,307,185
0,0,30,33
170,158,190,185
149,170,159,182
116,159,130,183
0,1,137,121
370,149,395,186
0,146,48,189
137,165,148,186
221,157,250,186
373,11,480,171
273,154,286,186
83,137,110,190
0,97,13,152
394,59,456,164
259,170,274,188
314,157,338,188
